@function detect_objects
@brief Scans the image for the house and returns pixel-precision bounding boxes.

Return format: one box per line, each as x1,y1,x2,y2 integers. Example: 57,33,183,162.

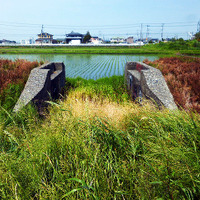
90,36,102,44
0,39,16,44
127,37,134,44
21,38,35,45
110,37,125,43
65,31,84,44
35,32,53,44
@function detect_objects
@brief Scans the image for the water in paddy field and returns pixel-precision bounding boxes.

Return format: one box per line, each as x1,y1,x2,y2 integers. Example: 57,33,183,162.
0,54,159,80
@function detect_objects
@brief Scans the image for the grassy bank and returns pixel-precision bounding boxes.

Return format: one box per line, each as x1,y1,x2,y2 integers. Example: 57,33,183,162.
0,76,200,199
0,42,200,55
0,45,174,55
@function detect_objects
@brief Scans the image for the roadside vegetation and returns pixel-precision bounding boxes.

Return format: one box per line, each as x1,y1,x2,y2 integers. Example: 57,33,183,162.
0,39,200,55
144,56,200,113
0,58,200,199
0,59,41,113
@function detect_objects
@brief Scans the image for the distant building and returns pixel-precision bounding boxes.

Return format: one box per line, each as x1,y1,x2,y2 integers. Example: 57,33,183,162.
127,37,134,44
21,38,35,45
35,32,53,44
90,36,102,44
103,39,111,43
21,40,26,45
149,38,159,43
54,38,65,44
65,31,84,44
28,38,35,44
110,37,125,43
0,39,16,44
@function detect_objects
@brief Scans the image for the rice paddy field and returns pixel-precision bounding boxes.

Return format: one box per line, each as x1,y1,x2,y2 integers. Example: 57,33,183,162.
0,54,160,80
64,55,159,79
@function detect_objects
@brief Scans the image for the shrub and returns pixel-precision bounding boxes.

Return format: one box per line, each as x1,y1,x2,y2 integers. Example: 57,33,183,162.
0,59,40,94
144,57,200,112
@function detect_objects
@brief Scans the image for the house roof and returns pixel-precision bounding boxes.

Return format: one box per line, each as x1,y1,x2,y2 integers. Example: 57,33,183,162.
66,37,82,40
66,31,84,37
91,36,99,39
0,39,16,43
38,32,53,36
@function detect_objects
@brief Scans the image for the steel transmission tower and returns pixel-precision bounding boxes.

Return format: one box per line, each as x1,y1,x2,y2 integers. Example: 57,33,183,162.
197,20,200,32
140,24,143,41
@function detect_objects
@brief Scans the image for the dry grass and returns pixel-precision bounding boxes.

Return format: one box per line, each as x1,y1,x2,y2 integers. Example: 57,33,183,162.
0,59,40,94
144,56,200,113
1,75,200,199
58,89,160,130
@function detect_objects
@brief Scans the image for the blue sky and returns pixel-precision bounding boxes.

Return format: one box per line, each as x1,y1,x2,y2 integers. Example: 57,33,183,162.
0,0,199,41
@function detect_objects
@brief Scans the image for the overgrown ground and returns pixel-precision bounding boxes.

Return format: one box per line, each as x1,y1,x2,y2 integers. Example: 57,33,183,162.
144,56,200,113
0,74,200,199
0,59,41,114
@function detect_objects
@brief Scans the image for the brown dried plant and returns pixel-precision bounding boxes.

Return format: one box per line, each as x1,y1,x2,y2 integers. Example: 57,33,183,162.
144,57,200,112
0,59,40,94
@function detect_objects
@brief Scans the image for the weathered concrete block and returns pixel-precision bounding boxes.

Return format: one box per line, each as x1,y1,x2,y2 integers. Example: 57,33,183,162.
125,62,177,110
13,62,65,112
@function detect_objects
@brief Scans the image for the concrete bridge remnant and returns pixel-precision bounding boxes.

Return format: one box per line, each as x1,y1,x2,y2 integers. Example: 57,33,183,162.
14,62,66,112
125,62,177,110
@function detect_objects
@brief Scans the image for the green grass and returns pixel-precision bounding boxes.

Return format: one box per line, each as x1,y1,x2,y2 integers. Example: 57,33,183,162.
0,43,199,55
0,45,171,54
0,40,200,55
0,76,200,199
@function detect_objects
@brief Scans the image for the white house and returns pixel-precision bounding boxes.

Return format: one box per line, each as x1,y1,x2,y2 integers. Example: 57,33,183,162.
90,37,102,44
110,37,125,43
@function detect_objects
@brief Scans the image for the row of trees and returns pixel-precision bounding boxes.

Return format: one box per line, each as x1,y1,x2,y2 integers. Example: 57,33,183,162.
195,32,200,41
83,31,91,43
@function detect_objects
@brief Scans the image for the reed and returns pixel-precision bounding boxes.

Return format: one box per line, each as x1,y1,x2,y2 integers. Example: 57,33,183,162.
144,56,200,113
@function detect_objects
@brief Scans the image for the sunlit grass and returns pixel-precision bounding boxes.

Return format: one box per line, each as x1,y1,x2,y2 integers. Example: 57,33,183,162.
0,76,200,199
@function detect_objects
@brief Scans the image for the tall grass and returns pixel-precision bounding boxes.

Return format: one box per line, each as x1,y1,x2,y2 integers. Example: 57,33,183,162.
0,76,199,199
0,59,41,129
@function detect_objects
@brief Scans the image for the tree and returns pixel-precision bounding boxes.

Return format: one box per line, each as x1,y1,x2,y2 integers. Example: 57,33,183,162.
194,32,200,42
83,31,91,43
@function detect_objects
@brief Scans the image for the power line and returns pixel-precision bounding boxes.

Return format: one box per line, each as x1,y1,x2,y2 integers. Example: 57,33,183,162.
0,20,198,40
0,20,197,28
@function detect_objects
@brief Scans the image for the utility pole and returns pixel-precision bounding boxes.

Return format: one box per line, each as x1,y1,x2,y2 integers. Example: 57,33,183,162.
161,23,164,41
41,25,44,34
140,23,143,41
146,25,150,41
40,25,44,47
